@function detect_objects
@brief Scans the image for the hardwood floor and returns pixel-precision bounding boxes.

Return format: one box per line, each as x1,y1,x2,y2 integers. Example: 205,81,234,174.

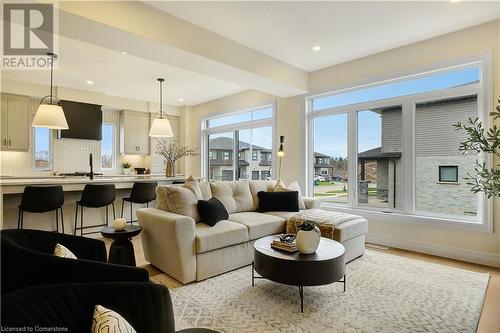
104,236,500,333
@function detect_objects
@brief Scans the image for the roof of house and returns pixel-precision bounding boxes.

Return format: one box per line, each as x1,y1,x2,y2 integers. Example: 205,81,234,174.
209,136,270,151
358,147,401,160
314,152,331,158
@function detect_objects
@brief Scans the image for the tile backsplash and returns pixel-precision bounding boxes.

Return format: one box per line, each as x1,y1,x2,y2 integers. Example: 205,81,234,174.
0,102,148,176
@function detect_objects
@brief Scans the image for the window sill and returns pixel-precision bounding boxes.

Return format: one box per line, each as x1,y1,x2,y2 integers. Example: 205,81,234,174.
436,181,460,185
320,203,491,233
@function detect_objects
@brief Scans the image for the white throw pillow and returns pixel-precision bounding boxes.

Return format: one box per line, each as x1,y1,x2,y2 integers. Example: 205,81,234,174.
53,243,77,259
274,180,306,210
156,185,200,222
92,305,137,333
184,175,203,200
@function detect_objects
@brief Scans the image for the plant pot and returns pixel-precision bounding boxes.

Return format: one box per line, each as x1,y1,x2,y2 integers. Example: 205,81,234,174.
122,167,131,175
296,228,321,254
166,161,175,177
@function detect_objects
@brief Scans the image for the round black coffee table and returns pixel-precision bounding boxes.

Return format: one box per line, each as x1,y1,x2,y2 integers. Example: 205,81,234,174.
101,225,142,266
253,235,346,312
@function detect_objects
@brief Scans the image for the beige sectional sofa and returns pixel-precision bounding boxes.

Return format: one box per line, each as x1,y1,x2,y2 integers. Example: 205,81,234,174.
137,180,368,284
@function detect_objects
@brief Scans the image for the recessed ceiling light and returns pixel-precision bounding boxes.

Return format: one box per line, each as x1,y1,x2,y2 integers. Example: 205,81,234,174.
86,80,94,85
312,46,321,52
178,98,185,102
120,51,127,55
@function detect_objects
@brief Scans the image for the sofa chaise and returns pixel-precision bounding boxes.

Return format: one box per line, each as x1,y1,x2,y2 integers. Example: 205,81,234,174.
137,180,367,284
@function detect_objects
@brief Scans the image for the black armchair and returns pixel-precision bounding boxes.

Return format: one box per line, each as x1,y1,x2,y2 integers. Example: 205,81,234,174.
1,282,218,333
1,229,149,294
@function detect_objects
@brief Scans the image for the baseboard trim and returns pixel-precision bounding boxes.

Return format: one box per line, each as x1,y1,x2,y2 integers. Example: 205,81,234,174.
366,233,500,268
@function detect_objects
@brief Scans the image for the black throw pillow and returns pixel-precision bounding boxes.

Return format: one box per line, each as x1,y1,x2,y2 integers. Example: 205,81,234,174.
197,197,229,227
257,191,299,213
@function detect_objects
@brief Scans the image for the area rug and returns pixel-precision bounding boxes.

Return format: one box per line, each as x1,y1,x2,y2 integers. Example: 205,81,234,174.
151,250,489,333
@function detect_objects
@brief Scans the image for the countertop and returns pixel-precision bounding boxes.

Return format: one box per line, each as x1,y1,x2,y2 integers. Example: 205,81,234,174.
0,174,189,193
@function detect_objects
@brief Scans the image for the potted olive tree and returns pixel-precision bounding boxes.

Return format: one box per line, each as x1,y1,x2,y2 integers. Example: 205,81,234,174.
454,97,500,198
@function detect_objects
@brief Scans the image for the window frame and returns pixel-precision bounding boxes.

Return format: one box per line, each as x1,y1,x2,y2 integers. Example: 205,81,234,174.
305,53,493,233
438,165,459,183
201,104,276,181
32,127,53,171
100,122,116,170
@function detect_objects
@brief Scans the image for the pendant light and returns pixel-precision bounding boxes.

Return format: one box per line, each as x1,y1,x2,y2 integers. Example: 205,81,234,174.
32,53,69,129
149,78,174,137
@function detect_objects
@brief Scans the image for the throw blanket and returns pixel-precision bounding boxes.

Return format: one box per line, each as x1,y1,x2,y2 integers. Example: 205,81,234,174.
286,209,362,239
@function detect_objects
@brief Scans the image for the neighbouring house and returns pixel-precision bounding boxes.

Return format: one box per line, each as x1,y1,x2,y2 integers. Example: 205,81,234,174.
314,152,348,179
356,95,477,215
208,137,272,181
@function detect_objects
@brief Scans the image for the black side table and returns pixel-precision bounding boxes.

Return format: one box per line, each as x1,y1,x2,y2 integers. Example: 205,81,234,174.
101,225,142,266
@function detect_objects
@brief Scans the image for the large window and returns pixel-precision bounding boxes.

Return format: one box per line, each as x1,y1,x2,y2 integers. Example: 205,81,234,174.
308,58,491,228
33,128,52,171
101,123,115,170
313,113,348,205
202,106,274,182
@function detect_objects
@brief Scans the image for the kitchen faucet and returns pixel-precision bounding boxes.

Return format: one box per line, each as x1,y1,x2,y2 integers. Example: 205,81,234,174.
89,153,94,180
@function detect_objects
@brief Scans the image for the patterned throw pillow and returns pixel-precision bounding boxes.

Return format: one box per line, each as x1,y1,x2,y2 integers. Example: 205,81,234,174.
184,175,203,200
53,243,77,259
274,180,306,210
92,305,137,333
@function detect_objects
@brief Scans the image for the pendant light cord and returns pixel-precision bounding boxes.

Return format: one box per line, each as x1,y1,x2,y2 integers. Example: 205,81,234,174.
159,78,163,119
49,54,53,105
158,78,168,121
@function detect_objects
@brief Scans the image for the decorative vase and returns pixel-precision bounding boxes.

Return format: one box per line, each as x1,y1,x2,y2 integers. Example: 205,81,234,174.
112,218,127,231
296,228,321,254
122,167,130,175
166,161,175,177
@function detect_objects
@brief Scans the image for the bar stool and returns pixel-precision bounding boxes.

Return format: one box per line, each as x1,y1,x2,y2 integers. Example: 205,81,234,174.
121,182,157,224
17,186,65,233
74,184,116,236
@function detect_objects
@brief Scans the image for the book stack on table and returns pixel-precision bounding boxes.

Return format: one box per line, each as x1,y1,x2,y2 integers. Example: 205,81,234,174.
271,234,298,253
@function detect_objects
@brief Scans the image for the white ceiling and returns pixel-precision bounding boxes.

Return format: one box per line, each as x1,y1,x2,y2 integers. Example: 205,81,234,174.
3,1,499,106
149,1,500,71
2,36,245,106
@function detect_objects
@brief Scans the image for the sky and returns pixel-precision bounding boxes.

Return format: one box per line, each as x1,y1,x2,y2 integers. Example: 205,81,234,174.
209,126,273,151
101,124,113,155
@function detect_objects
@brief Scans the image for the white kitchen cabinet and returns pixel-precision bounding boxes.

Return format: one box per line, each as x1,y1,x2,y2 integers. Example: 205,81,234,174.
120,111,150,155
137,115,150,154
1,94,29,151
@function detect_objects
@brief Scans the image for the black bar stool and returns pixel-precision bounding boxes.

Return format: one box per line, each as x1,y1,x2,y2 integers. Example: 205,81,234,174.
121,182,157,224
18,186,65,233
74,184,116,236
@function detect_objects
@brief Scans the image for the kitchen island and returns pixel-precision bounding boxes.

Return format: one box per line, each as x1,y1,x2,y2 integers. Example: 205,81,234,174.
0,175,188,232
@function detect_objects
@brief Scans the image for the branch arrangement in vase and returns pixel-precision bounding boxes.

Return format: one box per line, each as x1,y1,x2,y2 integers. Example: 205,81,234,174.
154,138,198,177
454,97,500,198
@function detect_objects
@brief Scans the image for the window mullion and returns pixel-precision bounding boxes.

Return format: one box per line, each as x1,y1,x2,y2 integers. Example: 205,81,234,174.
347,111,357,208
402,101,415,213
233,130,239,180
